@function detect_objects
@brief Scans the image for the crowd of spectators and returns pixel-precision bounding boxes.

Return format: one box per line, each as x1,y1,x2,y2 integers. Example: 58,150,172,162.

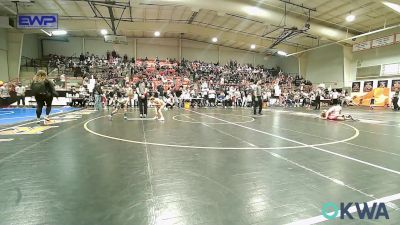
2,50,357,109
47,50,358,110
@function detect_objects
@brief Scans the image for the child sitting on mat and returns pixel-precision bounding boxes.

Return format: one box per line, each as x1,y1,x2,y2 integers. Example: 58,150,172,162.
150,96,165,121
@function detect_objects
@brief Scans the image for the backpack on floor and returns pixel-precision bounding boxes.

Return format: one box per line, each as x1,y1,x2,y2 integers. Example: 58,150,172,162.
31,81,48,96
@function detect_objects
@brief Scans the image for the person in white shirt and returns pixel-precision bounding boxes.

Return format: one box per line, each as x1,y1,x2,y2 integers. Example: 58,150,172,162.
208,89,216,107
331,90,339,105
133,92,138,108
60,74,66,88
246,93,252,106
241,91,247,107
0,83,10,98
165,95,174,109
201,81,208,89
235,89,241,107
340,91,346,106
125,85,134,108
181,89,191,102
15,83,26,106
201,86,209,107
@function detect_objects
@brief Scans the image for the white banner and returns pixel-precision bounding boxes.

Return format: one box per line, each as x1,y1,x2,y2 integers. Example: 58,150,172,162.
371,35,395,48
382,63,400,76
353,41,371,52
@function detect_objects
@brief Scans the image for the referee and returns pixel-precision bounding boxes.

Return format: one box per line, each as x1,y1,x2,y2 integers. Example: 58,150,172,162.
136,76,148,118
251,80,263,115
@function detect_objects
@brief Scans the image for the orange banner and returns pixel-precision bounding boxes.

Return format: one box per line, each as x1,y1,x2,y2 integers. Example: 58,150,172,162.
353,88,390,106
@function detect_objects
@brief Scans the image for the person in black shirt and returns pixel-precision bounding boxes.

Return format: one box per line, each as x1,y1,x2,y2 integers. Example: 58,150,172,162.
31,70,58,125
79,53,85,62
175,87,183,108
315,93,321,110
393,91,399,111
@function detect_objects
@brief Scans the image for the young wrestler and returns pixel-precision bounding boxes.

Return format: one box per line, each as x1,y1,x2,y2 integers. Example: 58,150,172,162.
149,96,165,121
109,89,128,120
320,105,354,121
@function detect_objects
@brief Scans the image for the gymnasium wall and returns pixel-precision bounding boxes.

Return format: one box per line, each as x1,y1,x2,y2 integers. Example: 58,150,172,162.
0,29,9,82
36,36,279,67
302,44,344,87
283,28,400,89
42,37,83,57
256,55,281,69
350,27,400,90
219,46,254,65
21,34,41,59
353,43,400,68
137,38,178,60
278,56,299,74
181,40,218,63
353,28,400,68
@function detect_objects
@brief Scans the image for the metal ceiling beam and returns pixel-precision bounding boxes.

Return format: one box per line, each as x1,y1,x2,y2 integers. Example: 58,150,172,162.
56,19,309,52
279,0,316,12
258,0,363,34
287,23,400,56
106,1,117,34
66,0,130,8
187,11,198,24
52,0,70,16
56,15,311,48
0,2,17,15
73,1,91,19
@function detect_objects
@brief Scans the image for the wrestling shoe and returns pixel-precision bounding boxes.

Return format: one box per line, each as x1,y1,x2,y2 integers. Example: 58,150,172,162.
44,116,51,125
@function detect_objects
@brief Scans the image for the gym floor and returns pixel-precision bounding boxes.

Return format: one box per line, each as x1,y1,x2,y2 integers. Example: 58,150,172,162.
0,107,399,225
0,107,78,126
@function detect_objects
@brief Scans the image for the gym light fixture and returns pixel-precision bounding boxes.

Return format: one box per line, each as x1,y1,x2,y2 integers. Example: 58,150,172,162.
250,44,256,49
345,14,356,22
154,31,161,37
51,30,67,36
212,37,218,43
382,1,400,14
277,51,288,56
243,6,265,16
41,29,52,36
100,29,108,35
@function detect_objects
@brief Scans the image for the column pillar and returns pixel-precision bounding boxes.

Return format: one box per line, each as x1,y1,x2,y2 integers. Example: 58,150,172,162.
178,37,182,62
218,45,221,64
82,37,85,53
343,46,354,88
7,31,23,81
134,38,137,59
